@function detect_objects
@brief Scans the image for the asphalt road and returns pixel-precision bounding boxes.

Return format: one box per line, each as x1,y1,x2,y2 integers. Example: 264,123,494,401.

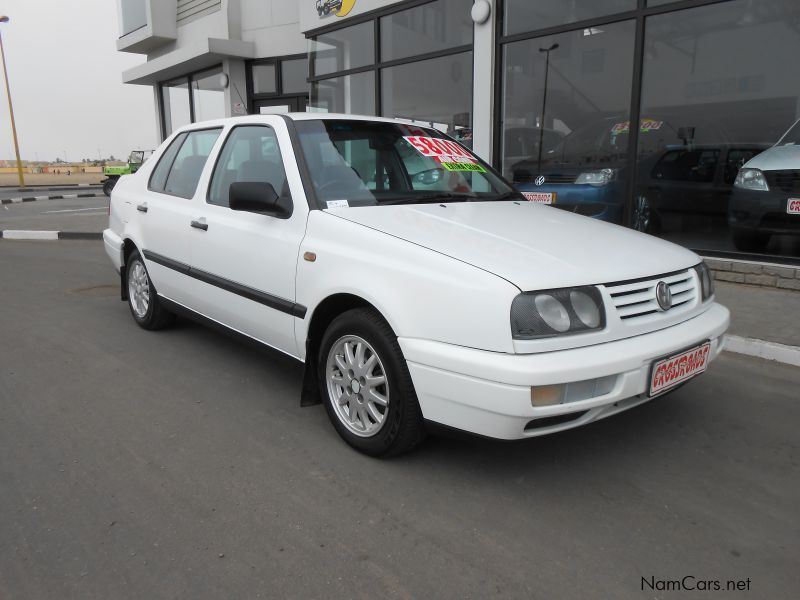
0,196,107,232
1,240,798,599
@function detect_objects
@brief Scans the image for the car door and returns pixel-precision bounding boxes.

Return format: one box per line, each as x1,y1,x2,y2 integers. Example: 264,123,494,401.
187,119,309,358
136,128,222,306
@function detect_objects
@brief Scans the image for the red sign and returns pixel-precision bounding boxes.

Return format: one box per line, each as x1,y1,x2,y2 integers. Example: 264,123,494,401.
787,198,800,214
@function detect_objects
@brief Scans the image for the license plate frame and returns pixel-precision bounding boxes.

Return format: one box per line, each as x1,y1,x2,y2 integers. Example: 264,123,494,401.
648,341,711,397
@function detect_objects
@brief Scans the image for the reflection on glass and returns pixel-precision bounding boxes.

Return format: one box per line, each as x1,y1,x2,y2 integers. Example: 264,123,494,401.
381,52,472,141
162,78,191,135
192,67,226,123
252,63,277,94
310,72,376,115
637,0,800,259
119,0,147,36
311,22,374,77
381,0,473,62
282,58,309,94
504,0,636,35
501,21,636,223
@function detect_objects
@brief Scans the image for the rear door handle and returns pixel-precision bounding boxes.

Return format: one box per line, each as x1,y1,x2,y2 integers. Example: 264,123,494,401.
137,203,148,213
190,218,208,231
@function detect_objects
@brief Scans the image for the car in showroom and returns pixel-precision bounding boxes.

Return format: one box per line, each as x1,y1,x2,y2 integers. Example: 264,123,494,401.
729,118,800,252
103,114,729,456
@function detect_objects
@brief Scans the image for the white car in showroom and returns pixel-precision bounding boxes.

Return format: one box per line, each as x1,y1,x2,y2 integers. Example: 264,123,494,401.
104,114,729,456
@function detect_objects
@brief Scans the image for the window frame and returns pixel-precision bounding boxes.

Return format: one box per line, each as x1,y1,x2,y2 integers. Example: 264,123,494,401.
305,0,474,125
246,53,310,114
205,123,291,211
148,126,223,199
158,65,224,140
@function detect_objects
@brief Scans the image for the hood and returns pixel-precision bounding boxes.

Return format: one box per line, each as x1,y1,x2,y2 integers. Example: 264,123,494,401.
325,202,699,290
745,144,800,171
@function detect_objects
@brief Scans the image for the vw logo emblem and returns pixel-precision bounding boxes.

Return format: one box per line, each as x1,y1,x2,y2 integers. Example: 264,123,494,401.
535,175,546,186
655,281,672,311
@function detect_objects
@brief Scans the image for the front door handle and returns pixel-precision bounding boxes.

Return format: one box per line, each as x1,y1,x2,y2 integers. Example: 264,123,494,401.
190,218,208,231
137,203,148,213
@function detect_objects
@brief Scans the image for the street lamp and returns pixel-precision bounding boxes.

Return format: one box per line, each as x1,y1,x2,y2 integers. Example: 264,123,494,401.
536,42,559,176
0,16,25,187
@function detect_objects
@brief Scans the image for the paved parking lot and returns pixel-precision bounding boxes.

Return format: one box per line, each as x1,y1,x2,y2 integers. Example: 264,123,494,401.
1,240,798,599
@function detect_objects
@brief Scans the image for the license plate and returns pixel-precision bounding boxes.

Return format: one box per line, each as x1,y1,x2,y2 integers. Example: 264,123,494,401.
788,198,800,214
648,342,711,397
522,192,556,205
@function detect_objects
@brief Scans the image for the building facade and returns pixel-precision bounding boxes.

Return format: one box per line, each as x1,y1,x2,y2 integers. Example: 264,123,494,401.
117,0,800,263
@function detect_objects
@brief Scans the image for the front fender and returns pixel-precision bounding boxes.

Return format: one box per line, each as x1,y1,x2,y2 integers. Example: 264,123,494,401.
295,211,520,360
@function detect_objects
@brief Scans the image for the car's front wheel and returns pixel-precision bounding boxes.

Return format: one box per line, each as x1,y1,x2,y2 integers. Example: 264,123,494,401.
126,251,175,330
318,307,425,457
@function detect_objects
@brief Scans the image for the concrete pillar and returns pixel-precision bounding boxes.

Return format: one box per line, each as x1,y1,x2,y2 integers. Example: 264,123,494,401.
471,0,496,164
223,57,249,116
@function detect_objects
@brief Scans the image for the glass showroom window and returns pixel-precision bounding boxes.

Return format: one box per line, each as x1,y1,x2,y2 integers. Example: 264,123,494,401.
382,52,472,139
191,67,226,123
635,0,800,259
310,21,374,77
503,0,636,36
310,72,375,115
501,21,636,223
161,77,191,136
380,0,473,62
252,63,277,95
119,0,147,36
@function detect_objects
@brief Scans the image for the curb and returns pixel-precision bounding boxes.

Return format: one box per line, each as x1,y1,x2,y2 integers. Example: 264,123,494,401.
723,335,800,367
0,230,102,240
1,192,105,204
0,184,101,190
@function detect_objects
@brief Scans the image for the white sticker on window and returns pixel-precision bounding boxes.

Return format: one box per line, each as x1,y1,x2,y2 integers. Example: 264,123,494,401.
326,199,349,209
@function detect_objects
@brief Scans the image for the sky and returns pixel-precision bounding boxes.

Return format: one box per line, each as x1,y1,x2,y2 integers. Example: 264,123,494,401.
0,0,157,162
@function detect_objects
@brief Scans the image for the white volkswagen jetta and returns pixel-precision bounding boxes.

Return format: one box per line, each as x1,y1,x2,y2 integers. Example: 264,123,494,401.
103,114,729,456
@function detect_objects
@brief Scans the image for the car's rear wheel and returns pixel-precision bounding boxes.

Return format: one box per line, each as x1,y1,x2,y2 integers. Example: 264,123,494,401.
102,177,117,197
318,307,425,457
732,230,770,252
126,251,175,330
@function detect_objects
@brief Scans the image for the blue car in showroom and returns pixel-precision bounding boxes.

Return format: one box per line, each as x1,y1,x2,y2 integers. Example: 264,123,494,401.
511,117,681,224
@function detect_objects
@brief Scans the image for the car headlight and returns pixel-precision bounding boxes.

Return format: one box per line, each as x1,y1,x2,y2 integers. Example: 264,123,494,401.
734,168,769,191
574,168,616,186
693,262,714,301
511,286,605,339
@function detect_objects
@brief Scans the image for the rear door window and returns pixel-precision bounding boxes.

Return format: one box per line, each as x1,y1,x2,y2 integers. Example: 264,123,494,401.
149,132,187,192
162,128,222,198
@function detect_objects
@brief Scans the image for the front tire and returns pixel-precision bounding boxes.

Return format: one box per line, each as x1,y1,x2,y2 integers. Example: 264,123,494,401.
318,308,425,457
126,251,175,330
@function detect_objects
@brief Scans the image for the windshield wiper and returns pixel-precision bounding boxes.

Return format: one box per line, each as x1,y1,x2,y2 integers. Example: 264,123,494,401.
377,193,478,205
492,191,526,202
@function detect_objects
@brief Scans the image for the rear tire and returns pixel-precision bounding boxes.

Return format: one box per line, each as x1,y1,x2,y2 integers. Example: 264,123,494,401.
102,178,117,197
318,307,425,457
126,251,175,330
732,230,770,252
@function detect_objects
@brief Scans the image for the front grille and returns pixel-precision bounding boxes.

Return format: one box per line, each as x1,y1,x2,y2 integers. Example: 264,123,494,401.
515,173,576,185
764,170,800,194
603,269,697,323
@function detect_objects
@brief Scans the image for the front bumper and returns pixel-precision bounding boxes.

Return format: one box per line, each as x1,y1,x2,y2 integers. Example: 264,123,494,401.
729,189,800,236
514,182,623,223
399,302,730,440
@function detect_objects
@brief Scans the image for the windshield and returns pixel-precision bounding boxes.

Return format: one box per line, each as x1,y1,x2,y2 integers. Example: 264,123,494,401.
294,120,519,207
779,119,800,145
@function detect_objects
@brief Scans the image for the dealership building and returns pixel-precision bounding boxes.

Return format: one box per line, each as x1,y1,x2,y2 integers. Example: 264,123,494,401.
116,0,800,262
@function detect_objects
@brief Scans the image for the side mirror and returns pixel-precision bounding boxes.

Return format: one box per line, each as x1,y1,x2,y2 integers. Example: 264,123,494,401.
229,181,292,218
